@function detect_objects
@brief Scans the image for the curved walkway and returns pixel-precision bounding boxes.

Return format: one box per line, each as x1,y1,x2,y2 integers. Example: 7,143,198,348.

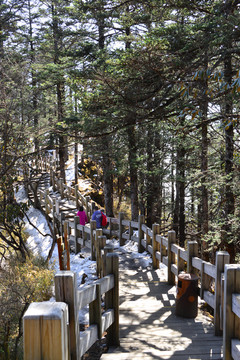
102,247,223,360
29,171,223,359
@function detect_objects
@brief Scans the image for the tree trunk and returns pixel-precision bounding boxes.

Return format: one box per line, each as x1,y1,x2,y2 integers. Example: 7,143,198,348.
125,22,139,221
127,124,139,221
74,132,78,186
102,139,114,217
200,54,209,258
96,6,114,216
222,1,235,261
173,125,186,247
154,133,163,228
146,125,154,227
28,0,39,154
52,1,66,182
178,147,185,247
223,56,235,261
171,151,175,219
57,83,66,182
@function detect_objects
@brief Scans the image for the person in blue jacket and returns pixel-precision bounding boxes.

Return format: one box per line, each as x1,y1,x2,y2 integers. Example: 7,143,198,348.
92,206,102,228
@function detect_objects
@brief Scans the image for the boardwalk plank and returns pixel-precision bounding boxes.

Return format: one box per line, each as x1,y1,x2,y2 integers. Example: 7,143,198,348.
32,174,223,359
101,260,223,360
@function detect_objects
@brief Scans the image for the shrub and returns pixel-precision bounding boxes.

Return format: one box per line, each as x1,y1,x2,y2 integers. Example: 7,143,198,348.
0,255,54,360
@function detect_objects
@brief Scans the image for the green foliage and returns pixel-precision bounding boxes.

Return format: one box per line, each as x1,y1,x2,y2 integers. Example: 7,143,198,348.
0,0,240,258
0,255,54,360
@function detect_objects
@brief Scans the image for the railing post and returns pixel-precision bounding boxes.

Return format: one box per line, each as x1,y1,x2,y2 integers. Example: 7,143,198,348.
45,189,50,215
167,230,176,285
89,283,102,338
74,216,81,254
23,302,69,360
50,168,53,187
91,201,95,218
187,241,198,274
52,200,57,238
53,149,57,171
223,265,240,360
98,235,106,277
214,251,230,336
60,212,65,238
138,214,145,253
82,225,86,246
64,221,71,270
160,236,167,263
105,253,120,347
103,245,114,277
57,236,64,270
75,185,79,209
152,223,160,269
55,271,80,360
95,228,103,277
52,171,56,192
119,212,124,246
147,227,152,250
86,196,90,219
90,220,96,260
109,217,113,237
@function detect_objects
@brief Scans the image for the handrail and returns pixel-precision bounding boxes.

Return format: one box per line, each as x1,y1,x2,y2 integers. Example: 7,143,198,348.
25,154,240,359
23,253,119,360
27,164,229,330
223,265,240,360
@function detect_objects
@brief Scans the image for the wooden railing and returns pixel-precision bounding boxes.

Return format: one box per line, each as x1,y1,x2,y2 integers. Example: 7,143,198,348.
223,265,240,360
23,253,119,360
24,154,240,360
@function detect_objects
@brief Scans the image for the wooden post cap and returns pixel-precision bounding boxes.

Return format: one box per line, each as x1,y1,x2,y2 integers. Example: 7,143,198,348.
23,301,69,360
23,301,68,319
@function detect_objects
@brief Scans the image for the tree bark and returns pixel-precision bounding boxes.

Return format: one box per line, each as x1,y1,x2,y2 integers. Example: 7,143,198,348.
173,122,186,247
199,53,209,258
125,22,139,221
146,125,154,227
102,139,114,217
127,124,139,221
52,1,66,182
28,0,39,154
96,6,115,217
178,146,185,247
222,0,235,261
223,54,235,261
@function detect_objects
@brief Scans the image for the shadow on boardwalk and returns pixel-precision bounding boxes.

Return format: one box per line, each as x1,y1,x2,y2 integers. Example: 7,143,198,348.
102,248,223,360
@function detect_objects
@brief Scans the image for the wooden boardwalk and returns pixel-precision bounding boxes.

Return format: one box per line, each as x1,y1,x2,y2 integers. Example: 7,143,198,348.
29,171,223,359
102,254,223,360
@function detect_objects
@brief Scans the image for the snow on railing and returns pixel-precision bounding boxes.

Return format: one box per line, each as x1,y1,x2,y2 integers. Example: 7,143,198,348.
25,153,240,359
23,253,119,360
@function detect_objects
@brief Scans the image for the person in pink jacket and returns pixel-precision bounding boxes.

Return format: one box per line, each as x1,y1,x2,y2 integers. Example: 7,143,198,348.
77,206,88,225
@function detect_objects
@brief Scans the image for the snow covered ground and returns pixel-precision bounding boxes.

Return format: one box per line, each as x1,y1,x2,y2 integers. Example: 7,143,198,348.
16,183,154,285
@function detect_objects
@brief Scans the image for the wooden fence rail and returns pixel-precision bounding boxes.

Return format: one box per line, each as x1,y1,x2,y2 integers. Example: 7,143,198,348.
223,265,240,360
23,253,119,360
24,154,240,359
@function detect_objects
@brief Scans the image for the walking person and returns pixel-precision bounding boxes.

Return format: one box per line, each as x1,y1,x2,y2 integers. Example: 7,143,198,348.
77,205,88,226
92,206,102,228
